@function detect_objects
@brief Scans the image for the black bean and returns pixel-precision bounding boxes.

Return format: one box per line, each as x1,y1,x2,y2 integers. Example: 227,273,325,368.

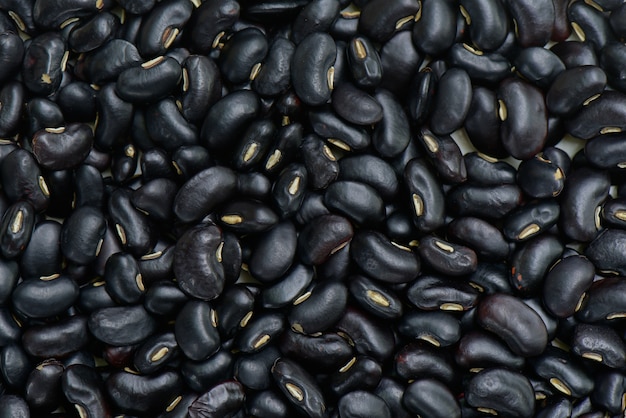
379,31,422,96
404,158,445,232
22,315,88,358
417,235,477,276
372,89,410,157
412,0,456,56
145,98,198,151
407,67,436,126
337,391,390,418
429,68,472,136
68,12,119,53
24,358,64,413
0,201,34,260
308,108,370,152
105,369,182,415
20,220,61,280
180,55,222,122
21,32,66,96
89,304,157,346
336,307,395,362
297,214,353,266
456,330,525,370
291,32,336,106
232,346,279,391
565,91,626,139
407,275,479,312
348,274,403,320
590,371,626,415
417,128,467,183
289,280,347,335
115,56,181,103
394,341,455,384
514,47,566,90
174,300,220,361
571,323,626,369
403,378,460,418
0,343,30,391
358,0,418,42
261,264,314,309
144,281,188,318
0,394,30,418
346,35,382,89
464,87,508,158
187,380,245,418
235,312,285,353
460,0,508,51
12,275,78,319
187,0,239,53
466,368,535,418
133,331,179,374
447,217,510,260
246,390,293,418
220,27,268,85
280,330,353,372
530,347,594,398
447,183,524,219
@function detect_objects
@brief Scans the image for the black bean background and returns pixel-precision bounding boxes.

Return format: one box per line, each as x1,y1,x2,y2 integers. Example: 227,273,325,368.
1,0,626,417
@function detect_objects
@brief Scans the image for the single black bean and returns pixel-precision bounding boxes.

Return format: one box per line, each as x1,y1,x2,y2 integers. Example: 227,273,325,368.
116,56,181,103
398,310,460,347
546,66,607,116
280,331,353,372
174,165,238,223
459,0,508,51
1,148,49,212
252,36,294,97
565,91,626,139
571,323,626,369
0,343,30,390
429,68,472,136
144,281,188,318
20,220,61,279
289,280,347,335
601,197,626,228
105,369,182,415
68,11,119,53
248,221,296,283
59,205,106,265
56,81,97,123
464,87,507,158
291,32,335,106
104,252,145,304
466,368,535,418
576,275,626,322
297,214,353,266
0,201,34,260
568,0,613,52
188,380,245,418
509,233,563,296
407,67,436,126
559,166,610,242
24,358,64,413
21,32,66,96
543,255,595,318
477,293,548,357
12,275,79,319
590,371,626,415
272,358,327,418
301,135,339,190
180,55,222,122
379,31,422,96
514,47,565,90
348,274,403,319
61,365,110,418
346,35,382,89
338,391,390,418
504,0,554,47
530,347,594,398
351,229,420,284
235,312,285,353
21,315,88,358
448,43,512,85
308,108,370,152
295,192,330,226
93,82,134,151
187,0,239,53
219,199,279,234
133,331,179,374
497,77,548,159
131,178,178,222
417,235,477,276
232,346,279,391
372,89,411,157
394,341,455,384
417,128,467,183
456,330,525,370
412,0,456,56
246,390,293,418
0,395,30,418
336,307,395,362
358,0,419,42
261,263,314,309
447,183,524,219
214,284,255,338
136,0,192,57
407,275,480,312
219,27,268,85
174,300,220,361
403,378,460,418
464,152,516,185
145,98,198,151
503,200,560,242
89,304,157,346
108,188,156,256
447,217,510,260
404,158,445,232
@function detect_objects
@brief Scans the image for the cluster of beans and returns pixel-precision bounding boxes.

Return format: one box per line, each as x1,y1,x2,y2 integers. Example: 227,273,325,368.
1,0,626,417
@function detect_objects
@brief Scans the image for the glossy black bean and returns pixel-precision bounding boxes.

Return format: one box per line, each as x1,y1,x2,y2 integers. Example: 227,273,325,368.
67,12,118,53
0,201,34,259
585,133,626,171
0,30,23,85
59,206,105,265
513,47,565,90
219,27,268,85
174,166,237,223
12,275,78,319
503,0,555,47
235,312,285,353
402,379,460,418
33,0,113,29
398,310,460,347
291,32,335,106
188,380,245,418
230,346,278,392
0,258,17,304
280,331,353,372
271,358,326,418
601,197,626,228
503,200,560,242
543,255,595,318
350,230,420,283
571,323,626,369
190,2,238,51
308,109,370,153
246,390,293,418
447,183,524,219
20,220,61,279
219,199,279,234
590,371,625,415
337,155,396,200
447,217,509,260
79,40,141,85
530,347,594,398
169,146,210,181
21,32,66,96
429,68,472,136
550,41,597,70
211,284,253,339
289,0,337,44
1,148,49,212
336,391,389,418
135,0,191,57
565,91,626,139
173,222,224,300
394,341,455,384
477,293,548,357
24,358,64,413
174,300,220,361
295,192,330,226
412,0,456,56
404,158,445,232
0,343,29,390
0,81,23,137
201,90,260,152
568,0,613,52
331,84,380,127
180,349,234,394
497,77,548,160
459,0,508,51
325,181,384,225
546,66,607,116
456,330,525,370
74,162,104,208
535,397,572,418
89,304,157,346
298,135,337,190
144,281,188,317
599,42,626,95
116,56,181,103
103,253,145,304
407,67,436,126
463,87,507,158
510,234,563,296
466,263,511,296
297,214,353,265
0,308,19,347
418,235,477,276
131,178,177,222
517,157,565,199
336,307,395,362
464,152,516,186
378,31,421,97
259,123,301,175
251,36,294,97
21,315,87,358
61,364,110,418
133,331,178,374
289,280,347,335
610,2,626,38
77,280,115,313
247,221,296,282
345,35,382,89
260,264,313,309
93,83,133,151
448,43,511,85
577,275,626,321
466,368,535,418
348,275,402,319
179,56,221,123
106,369,181,415
407,275,479,312
0,394,29,418
372,89,410,157
56,82,96,124
559,166,610,242
418,128,467,183
108,188,156,256
357,0,418,42
145,98,198,152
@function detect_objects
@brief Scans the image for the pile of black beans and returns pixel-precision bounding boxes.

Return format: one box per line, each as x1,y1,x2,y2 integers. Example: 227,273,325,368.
1,0,626,417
